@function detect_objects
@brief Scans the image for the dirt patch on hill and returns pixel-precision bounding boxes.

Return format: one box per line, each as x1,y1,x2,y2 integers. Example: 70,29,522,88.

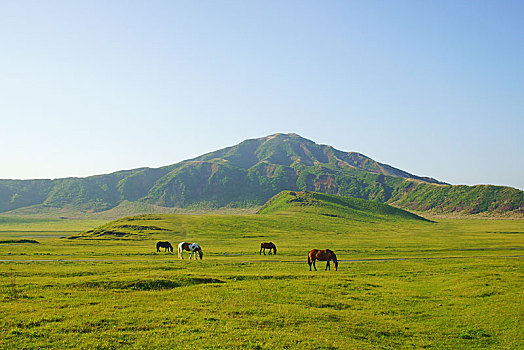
114,225,168,231
287,191,322,206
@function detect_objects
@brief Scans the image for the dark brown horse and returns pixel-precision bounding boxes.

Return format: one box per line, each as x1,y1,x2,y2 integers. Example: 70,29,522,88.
259,242,277,255
156,241,173,252
308,249,338,271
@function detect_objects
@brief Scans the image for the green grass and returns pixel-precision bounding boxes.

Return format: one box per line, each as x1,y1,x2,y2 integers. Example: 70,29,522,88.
0,207,522,349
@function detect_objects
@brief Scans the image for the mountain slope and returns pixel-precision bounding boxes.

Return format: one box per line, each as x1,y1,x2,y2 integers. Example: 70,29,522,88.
1,133,522,216
195,133,443,183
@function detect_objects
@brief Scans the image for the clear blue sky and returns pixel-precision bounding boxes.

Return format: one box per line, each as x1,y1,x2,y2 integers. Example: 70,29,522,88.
1,1,523,190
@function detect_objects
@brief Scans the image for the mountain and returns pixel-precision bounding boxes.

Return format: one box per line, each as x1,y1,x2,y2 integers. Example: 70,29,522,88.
1,133,522,216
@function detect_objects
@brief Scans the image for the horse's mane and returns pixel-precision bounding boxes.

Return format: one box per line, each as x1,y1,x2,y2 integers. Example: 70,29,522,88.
327,249,337,259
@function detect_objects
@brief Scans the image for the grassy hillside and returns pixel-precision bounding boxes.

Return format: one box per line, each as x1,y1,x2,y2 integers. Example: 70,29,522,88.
75,191,429,240
1,133,522,216
258,191,430,222
389,182,524,216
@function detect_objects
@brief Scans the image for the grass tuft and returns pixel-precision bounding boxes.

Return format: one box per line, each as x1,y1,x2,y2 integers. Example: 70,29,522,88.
76,277,224,290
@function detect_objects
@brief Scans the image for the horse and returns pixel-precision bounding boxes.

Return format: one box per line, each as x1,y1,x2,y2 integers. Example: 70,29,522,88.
308,249,338,271
156,241,173,252
259,242,277,255
178,242,203,260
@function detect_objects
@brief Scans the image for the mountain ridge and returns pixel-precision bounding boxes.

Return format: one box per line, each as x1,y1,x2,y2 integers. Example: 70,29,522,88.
1,133,522,217
192,133,445,184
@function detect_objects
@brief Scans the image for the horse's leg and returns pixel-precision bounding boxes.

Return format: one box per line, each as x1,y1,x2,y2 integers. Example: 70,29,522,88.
326,261,330,270
311,259,317,271
259,247,262,255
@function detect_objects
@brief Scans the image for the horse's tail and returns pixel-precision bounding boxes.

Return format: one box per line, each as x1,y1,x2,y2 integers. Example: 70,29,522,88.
307,253,311,265
178,243,183,259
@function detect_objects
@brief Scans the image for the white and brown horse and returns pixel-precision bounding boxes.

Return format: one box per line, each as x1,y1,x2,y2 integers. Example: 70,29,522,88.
178,242,203,260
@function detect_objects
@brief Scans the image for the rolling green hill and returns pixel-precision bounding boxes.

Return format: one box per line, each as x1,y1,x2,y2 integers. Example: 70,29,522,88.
73,191,430,240
1,133,523,217
258,191,430,222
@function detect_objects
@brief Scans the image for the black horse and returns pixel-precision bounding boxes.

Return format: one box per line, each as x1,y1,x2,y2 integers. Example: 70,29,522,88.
156,241,173,252
260,242,277,255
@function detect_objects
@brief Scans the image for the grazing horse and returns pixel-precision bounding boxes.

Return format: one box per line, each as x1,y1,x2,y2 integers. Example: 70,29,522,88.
259,242,277,255
308,249,338,271
178,242,203,260
156,241,173,252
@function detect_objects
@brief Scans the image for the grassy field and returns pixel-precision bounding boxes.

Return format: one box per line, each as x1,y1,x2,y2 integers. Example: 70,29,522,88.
0,201,523,349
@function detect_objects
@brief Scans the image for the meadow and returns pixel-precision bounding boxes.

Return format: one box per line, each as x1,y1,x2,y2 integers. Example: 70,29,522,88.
0,207,523,349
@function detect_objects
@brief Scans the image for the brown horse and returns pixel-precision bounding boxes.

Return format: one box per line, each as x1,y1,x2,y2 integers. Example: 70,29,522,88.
308,249,338,271
259,242,277,255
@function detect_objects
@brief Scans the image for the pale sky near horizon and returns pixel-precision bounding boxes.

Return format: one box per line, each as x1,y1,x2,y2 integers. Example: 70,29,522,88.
1,1,523,190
